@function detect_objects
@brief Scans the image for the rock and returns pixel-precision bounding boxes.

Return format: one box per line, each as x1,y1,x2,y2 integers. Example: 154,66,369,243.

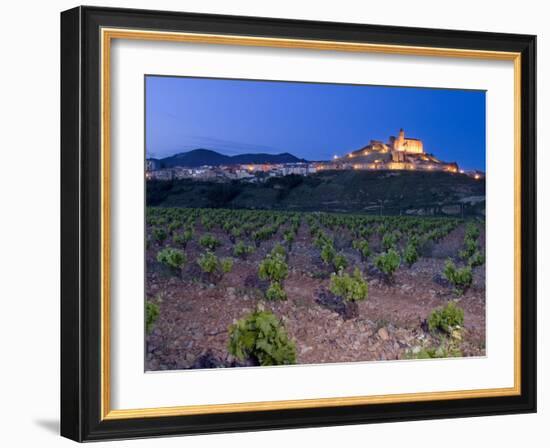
300,346,313,355
377,327,390,340
191,350,226,369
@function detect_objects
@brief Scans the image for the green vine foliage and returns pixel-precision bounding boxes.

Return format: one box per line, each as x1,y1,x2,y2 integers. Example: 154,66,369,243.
352,239,371,259
145,301,160,334
197,251,219,274
152,227,167,243
459,236,478,260
428,302,464,334
464,222,480,240
199,234,221,251
258,253,288,283
329,267,369,302
197,252,234,277
156,247,186,269
403,240,419,266
374,248,401,278
265,281,287,301
468,250,485,267
320,243,336,265
172,228,193,247
220,257,234,274
233,241,255,258
382,232,398,251
313,231,331,249
227,309,297,366
443,259,472,294
271,243,287,259
405,342,462,359
283,230,295,246
332,253,348,272
457,220,485,267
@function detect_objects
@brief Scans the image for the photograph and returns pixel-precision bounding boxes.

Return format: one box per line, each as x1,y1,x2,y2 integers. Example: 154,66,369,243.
56,4,538,442
144,76,487,370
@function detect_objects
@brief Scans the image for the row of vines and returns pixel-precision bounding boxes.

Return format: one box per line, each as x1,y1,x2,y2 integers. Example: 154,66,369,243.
146,207,485,365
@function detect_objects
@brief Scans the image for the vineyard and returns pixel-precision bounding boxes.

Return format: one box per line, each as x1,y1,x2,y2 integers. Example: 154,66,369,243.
145,207,486,370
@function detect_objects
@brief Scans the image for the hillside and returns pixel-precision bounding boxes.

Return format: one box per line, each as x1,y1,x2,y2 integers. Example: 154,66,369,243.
152,149,307,168
147,170,485,217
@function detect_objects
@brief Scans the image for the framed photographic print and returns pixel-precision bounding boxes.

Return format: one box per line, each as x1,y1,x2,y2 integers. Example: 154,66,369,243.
60,6,536,442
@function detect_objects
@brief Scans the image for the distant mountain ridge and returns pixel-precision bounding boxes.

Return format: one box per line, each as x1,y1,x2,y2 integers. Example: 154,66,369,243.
150,149,307,168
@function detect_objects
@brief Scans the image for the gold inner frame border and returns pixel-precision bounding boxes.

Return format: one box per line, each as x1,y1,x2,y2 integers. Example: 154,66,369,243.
99,27,522,420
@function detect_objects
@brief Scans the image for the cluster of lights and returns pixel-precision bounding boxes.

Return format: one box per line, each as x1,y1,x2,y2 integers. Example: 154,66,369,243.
326,147,480,178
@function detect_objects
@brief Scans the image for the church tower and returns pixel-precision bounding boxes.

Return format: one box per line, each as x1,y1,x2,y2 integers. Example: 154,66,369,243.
395,128,406,151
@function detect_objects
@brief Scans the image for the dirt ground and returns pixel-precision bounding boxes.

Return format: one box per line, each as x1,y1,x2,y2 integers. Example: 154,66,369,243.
145,222,486,371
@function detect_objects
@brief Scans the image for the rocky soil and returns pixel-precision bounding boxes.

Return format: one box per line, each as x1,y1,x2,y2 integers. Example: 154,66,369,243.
145,223,486,371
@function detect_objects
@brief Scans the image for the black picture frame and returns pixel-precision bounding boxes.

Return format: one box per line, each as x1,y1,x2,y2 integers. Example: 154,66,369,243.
61,5,536,442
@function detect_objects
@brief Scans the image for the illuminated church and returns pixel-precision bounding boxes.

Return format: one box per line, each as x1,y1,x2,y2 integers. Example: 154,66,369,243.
329,128,459,173
390,128,424,154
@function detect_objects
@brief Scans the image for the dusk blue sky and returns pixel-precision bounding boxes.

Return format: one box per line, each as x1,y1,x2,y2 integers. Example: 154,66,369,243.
146,76,486,171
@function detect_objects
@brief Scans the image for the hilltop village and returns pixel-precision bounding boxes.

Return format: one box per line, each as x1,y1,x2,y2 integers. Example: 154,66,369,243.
146,129,484,182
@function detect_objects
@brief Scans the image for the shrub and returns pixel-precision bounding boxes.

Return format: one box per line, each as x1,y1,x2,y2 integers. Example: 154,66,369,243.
428,302,465,334
332,253,348,272
265,281,287,301
459,236,478,260
233,241,254,258
382,232,398,251
443,259,472,294
230,226,242,240
329,268,369,302
156,247,186,269
465,222,480,240
352,239,371,259
314,231,331,249
252,226,277,245
405,343,462,359
283,230,295,246
320,243,336,265
197,251,219,274
271,243,287,259
403,240,419,266
172,228,193,247
167,220,181,233
374,248,401,278
460,223,481,260
199,234,221,251
145,301,160,333
152,227,167,243
468,250,485,267
258,253,288,283
221,257,234,274
227,309,296,366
